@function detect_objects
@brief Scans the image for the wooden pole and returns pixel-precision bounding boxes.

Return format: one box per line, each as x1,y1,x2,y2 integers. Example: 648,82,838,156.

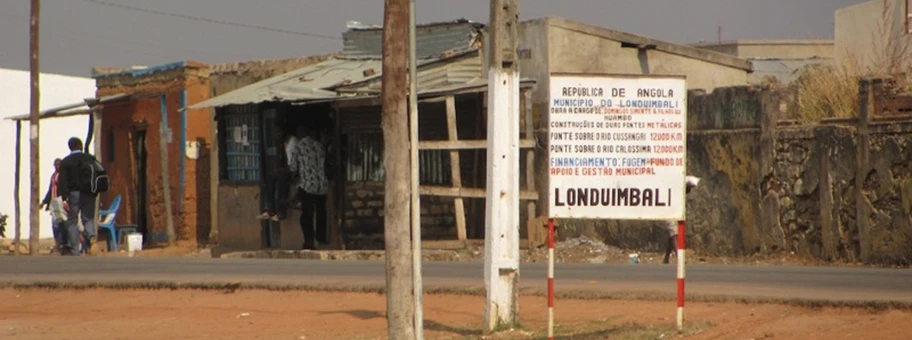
208,109,219,244
523,89,536,238
28,0,41,256
382,0,416,338
484,0,521,331
14,121,22,255
408,0,424,338
445,96,468,242
160,95,176,245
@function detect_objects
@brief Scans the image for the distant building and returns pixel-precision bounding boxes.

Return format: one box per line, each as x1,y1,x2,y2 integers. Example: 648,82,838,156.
835,0,912,74
690,39,834,59
691,39,835,85
521,17,753,93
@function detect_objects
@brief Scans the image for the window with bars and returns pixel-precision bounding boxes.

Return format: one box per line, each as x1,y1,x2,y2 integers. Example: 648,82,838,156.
344,132,451,185
223,105,262,182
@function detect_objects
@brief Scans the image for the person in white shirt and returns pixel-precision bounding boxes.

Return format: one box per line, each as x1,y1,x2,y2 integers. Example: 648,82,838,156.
289,125,329,250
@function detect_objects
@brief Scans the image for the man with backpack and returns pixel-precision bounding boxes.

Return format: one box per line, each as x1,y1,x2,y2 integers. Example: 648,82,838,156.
57,137,108,256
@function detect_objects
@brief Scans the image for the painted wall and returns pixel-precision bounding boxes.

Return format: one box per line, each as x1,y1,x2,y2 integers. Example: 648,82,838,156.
0,68,95,241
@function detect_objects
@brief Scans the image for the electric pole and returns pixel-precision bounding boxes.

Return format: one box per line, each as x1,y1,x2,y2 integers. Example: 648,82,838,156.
29,0,41,256
382,0,416,338
484,0,521,331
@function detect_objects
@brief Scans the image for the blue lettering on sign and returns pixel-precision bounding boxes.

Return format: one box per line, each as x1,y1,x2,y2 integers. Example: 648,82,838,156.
552,98,595,107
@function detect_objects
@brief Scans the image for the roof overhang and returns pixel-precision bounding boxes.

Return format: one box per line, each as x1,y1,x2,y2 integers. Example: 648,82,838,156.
6,93,131,122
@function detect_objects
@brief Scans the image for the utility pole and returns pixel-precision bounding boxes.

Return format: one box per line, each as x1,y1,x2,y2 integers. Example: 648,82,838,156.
407,0,425,338
484,0,521,331
382,0,416,338
28,0,41,256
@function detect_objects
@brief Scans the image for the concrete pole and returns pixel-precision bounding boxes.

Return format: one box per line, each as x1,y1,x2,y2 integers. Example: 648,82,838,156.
408,0,425,338
484,0,521,331
28,0,41,256
382,0,416,338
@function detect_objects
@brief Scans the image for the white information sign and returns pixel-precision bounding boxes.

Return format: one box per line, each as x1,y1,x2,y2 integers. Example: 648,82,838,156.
547,74,687,220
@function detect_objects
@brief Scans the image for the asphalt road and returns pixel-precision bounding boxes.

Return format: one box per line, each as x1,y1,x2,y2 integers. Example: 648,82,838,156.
1,256,910,303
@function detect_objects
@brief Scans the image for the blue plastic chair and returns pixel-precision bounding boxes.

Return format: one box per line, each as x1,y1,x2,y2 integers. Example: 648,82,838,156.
97,195,122,252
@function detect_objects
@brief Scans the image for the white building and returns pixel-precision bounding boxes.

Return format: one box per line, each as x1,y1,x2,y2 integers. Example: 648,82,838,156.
0,68,95,241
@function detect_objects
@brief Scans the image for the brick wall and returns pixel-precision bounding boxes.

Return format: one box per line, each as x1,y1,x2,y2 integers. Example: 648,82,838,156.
343,181,460,248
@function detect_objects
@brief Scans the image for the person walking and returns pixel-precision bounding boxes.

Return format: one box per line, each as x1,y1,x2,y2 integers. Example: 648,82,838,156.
663,176,700,264
57,137,100,256
290,125,329,250
39,158,65,254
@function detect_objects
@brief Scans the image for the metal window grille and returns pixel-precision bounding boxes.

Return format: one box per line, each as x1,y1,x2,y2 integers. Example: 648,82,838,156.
344,132,450,185
224,105,261,181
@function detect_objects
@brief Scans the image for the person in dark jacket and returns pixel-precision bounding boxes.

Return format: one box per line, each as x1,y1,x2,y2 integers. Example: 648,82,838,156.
57,137,99,256
39,158,64,253
663,176,700,264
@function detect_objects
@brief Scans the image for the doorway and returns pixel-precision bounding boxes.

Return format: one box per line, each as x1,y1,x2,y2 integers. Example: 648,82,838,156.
134,130,148,238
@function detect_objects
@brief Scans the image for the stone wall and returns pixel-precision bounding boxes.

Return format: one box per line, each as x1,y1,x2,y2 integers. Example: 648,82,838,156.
563,80,912,265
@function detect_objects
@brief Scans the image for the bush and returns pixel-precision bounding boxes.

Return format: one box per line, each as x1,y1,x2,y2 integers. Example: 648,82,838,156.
0,213,7,238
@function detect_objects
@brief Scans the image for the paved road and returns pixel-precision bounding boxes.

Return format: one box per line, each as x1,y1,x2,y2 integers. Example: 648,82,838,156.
1,256,910,303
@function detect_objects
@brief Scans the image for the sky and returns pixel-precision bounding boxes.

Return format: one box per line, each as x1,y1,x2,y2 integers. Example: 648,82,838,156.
0,0,865,77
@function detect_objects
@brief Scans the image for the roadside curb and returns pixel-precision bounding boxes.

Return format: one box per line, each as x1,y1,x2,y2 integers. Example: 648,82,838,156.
3,280,911,311
219,249,478,262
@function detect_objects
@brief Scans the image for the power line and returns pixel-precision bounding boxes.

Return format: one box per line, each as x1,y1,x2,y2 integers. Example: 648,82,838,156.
78,0,341,40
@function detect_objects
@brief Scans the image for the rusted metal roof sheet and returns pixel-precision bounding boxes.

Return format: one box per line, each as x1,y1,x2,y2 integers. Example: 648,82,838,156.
338,51,484,93
342,20,483,59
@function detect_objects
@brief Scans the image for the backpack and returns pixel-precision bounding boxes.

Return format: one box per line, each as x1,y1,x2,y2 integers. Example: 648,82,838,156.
84,158,109,194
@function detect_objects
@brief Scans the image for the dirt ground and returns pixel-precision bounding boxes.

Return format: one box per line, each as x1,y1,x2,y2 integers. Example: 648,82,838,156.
1,289,909,340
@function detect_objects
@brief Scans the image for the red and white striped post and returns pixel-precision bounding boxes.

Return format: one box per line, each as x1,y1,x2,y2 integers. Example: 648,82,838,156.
676,219,686,331
547,218,555,340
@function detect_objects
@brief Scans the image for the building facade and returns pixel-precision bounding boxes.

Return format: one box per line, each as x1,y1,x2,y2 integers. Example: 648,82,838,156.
94,62,212,245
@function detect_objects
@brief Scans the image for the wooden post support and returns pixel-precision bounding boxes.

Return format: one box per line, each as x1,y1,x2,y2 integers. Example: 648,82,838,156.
445,96,468,243
14,121,23,255
209,108,219,244
160,95,176,246
522,89,536,239
28,0,41,255
381,0,416,338
484,0,521,331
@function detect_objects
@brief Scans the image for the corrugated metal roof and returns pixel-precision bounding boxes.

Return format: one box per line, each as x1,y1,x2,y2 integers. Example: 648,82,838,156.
749,58,832,84
191,51,487,110
342,20,482,59
189,58,383,109
339,52,483,93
